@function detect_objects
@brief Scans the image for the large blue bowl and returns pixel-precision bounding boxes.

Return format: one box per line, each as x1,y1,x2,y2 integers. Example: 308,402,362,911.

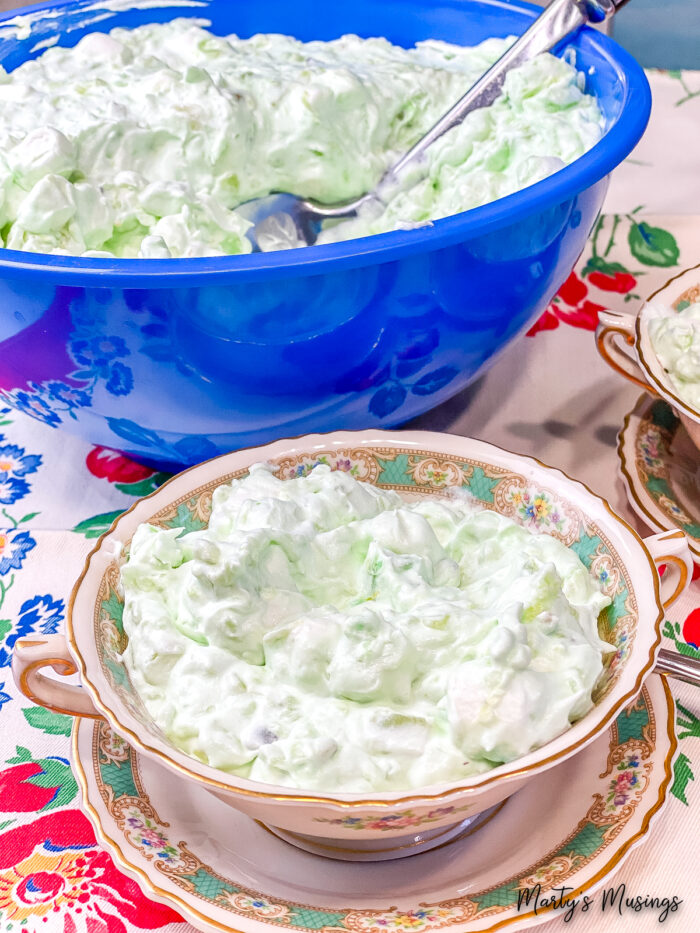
0,0,650,467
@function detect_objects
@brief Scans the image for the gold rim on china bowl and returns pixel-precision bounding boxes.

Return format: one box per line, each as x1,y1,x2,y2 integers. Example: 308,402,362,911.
55,430,669,807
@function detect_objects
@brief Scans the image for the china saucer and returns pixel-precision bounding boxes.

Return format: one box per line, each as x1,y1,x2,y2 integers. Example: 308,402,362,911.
72,675,676,933
618,394,700,560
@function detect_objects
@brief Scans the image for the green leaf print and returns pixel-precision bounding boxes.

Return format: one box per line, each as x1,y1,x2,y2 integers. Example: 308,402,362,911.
0,620,11,642
662,620,700,659
28,758,78,811
671,752,694,805
676,701,700,741
665,71,700,107
114,472,170,497
583,255,629,276
73,509,124,538
22,707,73,736
628,222,680,267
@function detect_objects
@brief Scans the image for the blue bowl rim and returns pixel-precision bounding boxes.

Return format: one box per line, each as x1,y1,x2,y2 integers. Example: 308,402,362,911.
0,0,651,283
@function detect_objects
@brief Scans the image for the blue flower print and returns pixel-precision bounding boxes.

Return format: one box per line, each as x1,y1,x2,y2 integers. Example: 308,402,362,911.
70,335,129,369
46,382,92,409
0,444,41,479
17,594,64,636
106,417,163,449
0,477,30,505
0,594,64,667
106,362,134,397
0,529,36,575
0,682,11,710
9,389,61,428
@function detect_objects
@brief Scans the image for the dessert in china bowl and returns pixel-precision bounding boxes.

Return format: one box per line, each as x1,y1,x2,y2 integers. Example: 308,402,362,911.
12,431,692,860
597,263,700,452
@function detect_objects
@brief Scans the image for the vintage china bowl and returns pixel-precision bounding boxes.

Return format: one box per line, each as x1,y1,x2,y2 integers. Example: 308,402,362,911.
0,0,650,468
597,263,700,453
618,394,700,562
12,431,691,860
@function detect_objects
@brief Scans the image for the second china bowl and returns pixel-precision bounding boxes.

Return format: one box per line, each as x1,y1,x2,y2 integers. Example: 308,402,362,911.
596,263,700,452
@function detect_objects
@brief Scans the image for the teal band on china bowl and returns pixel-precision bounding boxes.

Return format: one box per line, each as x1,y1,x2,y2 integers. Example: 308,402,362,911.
65,431,663,848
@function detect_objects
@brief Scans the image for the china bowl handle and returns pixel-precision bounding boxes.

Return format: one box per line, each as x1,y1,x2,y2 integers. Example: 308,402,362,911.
12,635,102,719
644,530,693,610
596,310,659,396
643,531,700,687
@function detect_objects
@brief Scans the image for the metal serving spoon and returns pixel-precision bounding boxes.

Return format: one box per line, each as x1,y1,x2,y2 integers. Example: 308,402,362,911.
242,0,631,252
655,649,700,688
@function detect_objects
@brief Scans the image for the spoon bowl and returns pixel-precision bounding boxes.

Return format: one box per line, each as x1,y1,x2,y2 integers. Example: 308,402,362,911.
242,0,630,252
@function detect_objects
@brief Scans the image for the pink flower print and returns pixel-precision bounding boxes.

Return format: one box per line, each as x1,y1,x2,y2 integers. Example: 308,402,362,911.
140,828,167,847
615,772,632,790
427,806,455,819
366,818,411,831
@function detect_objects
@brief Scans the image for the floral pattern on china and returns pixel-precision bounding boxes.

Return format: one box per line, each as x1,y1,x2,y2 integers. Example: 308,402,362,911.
78,681,663,931
92,445,636,772
313,804,472,831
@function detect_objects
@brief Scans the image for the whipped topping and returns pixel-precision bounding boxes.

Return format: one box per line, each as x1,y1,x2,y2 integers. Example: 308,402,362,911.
648,301,700,411
0,20,604,258
120,463,613,792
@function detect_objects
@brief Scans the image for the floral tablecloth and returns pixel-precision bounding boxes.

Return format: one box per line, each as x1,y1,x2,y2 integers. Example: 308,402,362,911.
0,69,699,933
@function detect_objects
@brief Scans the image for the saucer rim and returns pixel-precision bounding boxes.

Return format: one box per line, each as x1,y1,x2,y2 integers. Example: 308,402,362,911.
72,675,677,933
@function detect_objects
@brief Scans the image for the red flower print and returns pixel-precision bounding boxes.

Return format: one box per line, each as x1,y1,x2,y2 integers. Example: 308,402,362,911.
692,563,700,582
555,299,606,331
557,271,588,307
587,270,637,293
0,810,182,930
683,608,700,649
86,447,154,484
526,309,560,337
0,763,60,813
527,271,606,337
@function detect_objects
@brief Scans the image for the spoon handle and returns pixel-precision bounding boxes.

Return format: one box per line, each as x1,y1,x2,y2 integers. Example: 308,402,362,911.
381,0,629,192
655,648,700,688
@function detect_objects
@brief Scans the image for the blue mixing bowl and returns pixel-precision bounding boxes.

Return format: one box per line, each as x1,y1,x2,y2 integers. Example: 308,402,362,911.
0,0,650,468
